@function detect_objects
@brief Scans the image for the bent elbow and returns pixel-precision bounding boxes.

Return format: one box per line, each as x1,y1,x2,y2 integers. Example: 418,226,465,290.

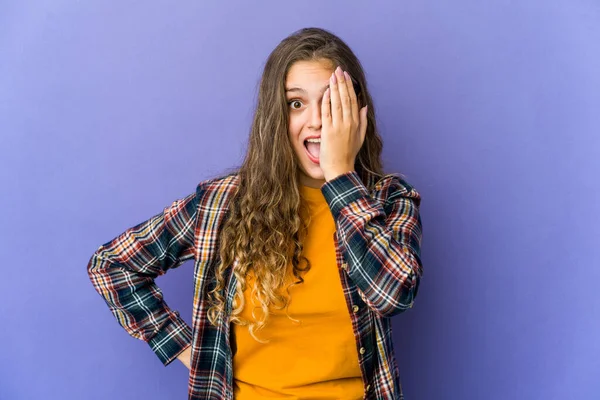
371,276,421,318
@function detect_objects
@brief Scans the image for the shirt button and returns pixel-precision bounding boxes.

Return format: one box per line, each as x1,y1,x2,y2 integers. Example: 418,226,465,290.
366,384,371,391
352,305,359,313
359,347,365,355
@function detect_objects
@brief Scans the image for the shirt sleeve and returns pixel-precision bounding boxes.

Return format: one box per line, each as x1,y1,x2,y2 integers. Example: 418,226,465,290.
87,186,201,366
321,170,423,318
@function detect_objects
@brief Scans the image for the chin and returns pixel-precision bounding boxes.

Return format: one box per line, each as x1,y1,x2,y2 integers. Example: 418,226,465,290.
303,164,324,178
298,163,326,187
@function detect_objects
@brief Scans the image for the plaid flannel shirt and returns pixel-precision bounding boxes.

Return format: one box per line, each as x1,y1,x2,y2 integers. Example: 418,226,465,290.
87,170,423,399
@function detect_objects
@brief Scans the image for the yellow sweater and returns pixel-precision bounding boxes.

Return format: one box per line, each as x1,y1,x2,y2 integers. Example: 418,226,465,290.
232,184,363,399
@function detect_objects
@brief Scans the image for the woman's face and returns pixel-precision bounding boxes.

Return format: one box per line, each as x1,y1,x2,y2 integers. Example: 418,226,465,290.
285,59,335,189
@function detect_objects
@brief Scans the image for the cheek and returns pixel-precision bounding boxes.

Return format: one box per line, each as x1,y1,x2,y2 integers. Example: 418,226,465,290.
287,116,303,141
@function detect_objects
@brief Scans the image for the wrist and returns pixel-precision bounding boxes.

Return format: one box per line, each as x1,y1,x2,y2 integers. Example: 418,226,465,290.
324,167,355,182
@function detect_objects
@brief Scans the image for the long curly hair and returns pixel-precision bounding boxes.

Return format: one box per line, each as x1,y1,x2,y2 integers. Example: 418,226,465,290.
206,27,387,342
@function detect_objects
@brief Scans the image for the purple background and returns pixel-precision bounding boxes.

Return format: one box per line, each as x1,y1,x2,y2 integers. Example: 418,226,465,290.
1,1,599,399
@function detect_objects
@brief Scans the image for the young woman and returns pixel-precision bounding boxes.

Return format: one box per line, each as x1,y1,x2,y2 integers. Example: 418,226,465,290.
88,27,423,400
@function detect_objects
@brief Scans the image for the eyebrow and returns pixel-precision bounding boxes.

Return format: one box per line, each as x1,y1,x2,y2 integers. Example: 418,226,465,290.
285,84,330,95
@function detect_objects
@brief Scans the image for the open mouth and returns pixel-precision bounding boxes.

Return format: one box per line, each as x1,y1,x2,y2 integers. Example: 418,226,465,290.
304,140,320,164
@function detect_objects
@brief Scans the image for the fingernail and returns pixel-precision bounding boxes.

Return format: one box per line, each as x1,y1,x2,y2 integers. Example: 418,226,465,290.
344,71,350,81
331,72,337,84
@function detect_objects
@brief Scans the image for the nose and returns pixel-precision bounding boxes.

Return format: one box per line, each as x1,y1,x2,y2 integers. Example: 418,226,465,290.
307,103,322,130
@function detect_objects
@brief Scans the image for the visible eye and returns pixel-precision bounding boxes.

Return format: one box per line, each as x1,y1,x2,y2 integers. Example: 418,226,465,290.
287,99,303,110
